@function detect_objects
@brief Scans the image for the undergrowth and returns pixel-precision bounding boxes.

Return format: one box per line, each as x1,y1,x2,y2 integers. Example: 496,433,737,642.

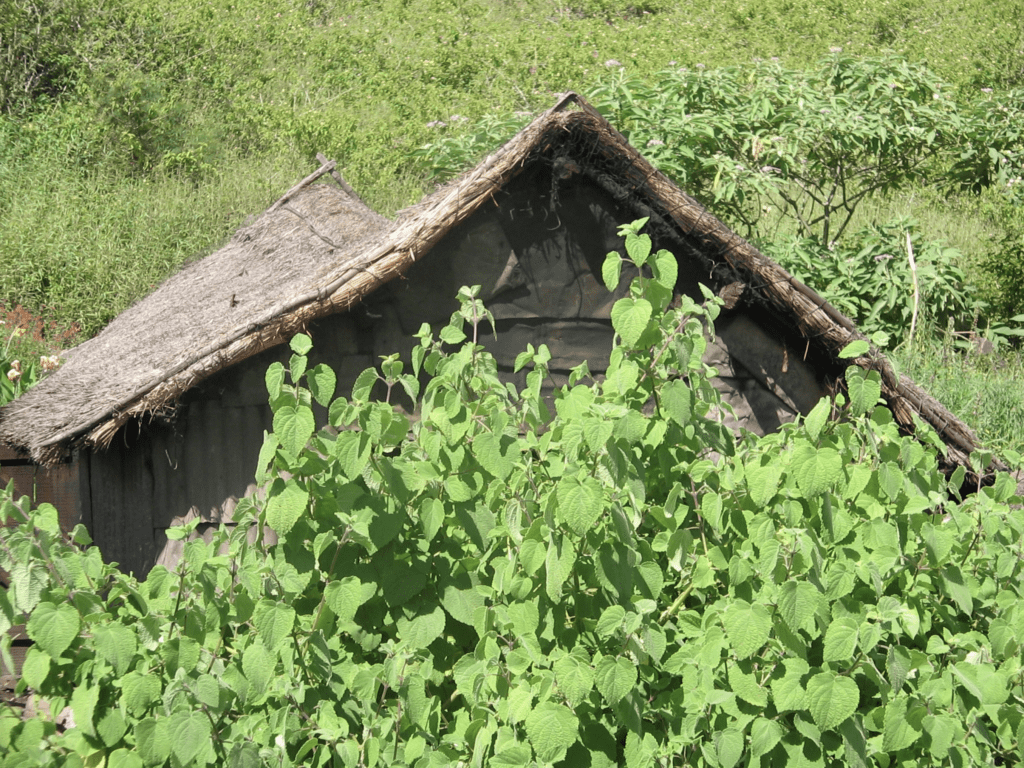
3,226,1024,766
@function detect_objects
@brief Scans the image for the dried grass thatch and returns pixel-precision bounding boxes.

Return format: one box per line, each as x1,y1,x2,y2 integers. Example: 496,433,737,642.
0,93,983,470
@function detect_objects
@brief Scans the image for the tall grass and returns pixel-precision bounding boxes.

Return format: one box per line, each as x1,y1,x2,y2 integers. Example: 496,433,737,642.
0,148,306,336
894,341,1024,456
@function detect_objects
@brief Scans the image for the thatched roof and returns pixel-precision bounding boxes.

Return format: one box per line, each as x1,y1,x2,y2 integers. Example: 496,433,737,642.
0,93,982,469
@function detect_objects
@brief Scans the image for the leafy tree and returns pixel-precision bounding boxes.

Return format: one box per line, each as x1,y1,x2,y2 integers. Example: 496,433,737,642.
417,56,968,246
592,55,965,245
2,222,1023,767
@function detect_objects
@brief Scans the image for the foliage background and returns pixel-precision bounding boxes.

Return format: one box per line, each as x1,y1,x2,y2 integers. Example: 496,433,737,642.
0,0,1022,329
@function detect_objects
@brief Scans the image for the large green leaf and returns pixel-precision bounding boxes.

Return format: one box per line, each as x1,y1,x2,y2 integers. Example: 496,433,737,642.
108,750,144,768
98,709,127,748
121,672,161,715
26,601,80,658
751,718,784,758
333,431,371,479
882,696,922,752
845,367,881,415
266,479,309,535
525,702,579,764
805,671,859,731
168,710,212,766
289,334,313,355
840,716,870,768
325,577,376,623
582,417,615,453
595,654,636,705
136,718,172,766
602,252,623,291
886,645,912,692
625,232,652,265
940,565,974,616
716,727,745,768
790,443,842,496
553,654,595,707
474,431,514,480
93,623,137,676
556,475,604,536
396,604,446,650
265,363,285,401
778,581,823,636
822,617,859,662
254,600,295,651
804,398,830,442
491,744,534,767
721,599,772,658
611,297,653,347
746,462,783,507
307,363,337,407
660,379,693,426
922,714,957,759
273,404,315,457
595,605,626,638
20,647,49,690
71,683,99,737
242,642,273,698
653,249,678,289
441,574,485,626
545,533,577,603
728,661,768,707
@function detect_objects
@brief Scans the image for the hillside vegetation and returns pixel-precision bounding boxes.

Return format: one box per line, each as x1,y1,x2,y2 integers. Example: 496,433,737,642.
1,0,1023,447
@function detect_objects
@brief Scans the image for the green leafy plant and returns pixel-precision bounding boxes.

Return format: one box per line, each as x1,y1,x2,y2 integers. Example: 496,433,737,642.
950,88,1024,204
415,56,969,246
3,221,1024,767
0,0,91,113
763,218,977,342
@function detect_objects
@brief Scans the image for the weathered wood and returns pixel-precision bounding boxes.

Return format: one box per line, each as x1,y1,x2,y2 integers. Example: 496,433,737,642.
267,159,337,214
316,153,369,207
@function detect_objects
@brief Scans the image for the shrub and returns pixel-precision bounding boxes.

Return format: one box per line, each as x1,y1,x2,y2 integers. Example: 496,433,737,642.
2,223,1023,766
762,219,977,343
0,0,91,114
413,55,968,246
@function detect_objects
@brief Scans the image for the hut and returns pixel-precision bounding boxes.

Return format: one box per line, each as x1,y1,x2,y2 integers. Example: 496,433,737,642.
0,93,982,577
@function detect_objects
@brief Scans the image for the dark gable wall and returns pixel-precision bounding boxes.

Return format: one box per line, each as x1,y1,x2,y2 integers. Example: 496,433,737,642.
87,168,827,576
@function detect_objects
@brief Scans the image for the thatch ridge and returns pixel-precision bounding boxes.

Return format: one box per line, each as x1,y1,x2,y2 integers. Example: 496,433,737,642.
0,92,982,471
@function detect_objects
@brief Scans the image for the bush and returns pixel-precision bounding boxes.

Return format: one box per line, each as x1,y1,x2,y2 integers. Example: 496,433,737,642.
0,0,91,114
762,219,977,343
2,224,1023,766
414,55,968,245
